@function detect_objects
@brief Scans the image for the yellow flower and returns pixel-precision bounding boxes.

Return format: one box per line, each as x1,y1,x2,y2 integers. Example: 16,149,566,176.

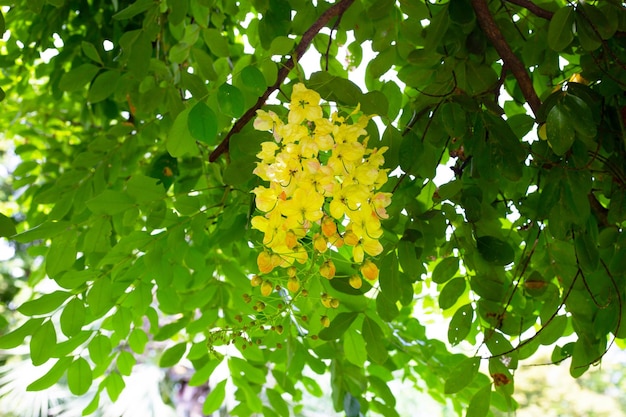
281,188,324,224
257,251,274,274
360,259,379,281
319,259,336,279
252,185,284,213
349,274,362,289
288,83,323,124
347,209,383,240
254,109,282,131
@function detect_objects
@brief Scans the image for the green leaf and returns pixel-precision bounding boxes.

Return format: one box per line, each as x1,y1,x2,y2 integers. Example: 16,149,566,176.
217,83,244,118
30,320,57,366
126,174,166,203
86,190,135,215
189,358,221,386
88,334,112,364
187,102,217,145
561,94,597,138
0,318,45,349
432,257,459,284
0,10,4,35
87,277,114,317
548,6,574,51
466,384,492,417
203,28,230,57
449,303,474,345
59,64,100,92
46,231,77,279
546,102,576,156
360,90,389,117
81,41,103,64
203,379,227,414
574,231,599,273
440,102,467,138
0,212,16,237
318,312,359,340
18,291,71,316
167,108,198,157
87,70,121,103
27,357,73,391
67,357,93,395
159,342,187,367
116,350,136,376
362,316,388,364
476,236,515,266
344,330,367,367
60,297,86,337
448,0,474,25
113,0,154,20
128,328,149,354
444,357,480,394
240,66,267,96
439,277,467,310
267,388,290,417
105,372,125,402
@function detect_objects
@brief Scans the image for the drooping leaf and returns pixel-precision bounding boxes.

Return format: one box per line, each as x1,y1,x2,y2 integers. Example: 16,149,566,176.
67,357,93,395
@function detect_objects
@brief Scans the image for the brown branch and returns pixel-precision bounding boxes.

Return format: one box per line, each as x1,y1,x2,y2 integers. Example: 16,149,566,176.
209,0,356,162
502,0,554,20
471,0,542,118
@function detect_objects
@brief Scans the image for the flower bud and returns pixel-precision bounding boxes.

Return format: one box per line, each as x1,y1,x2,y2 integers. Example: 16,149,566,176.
261,280,273,296
349,274,362,289
319,259,336,280
287,276,300,293
251,275,263,287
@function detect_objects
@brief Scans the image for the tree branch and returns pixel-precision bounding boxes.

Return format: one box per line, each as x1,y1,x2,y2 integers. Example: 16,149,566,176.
471,0,542,118
209,0,356,162
502,0,554,20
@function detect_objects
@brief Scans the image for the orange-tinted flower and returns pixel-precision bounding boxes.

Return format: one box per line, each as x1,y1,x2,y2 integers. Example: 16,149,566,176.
257,251,274,274
360,259,379,281
349,274,363,289
319,259,336,280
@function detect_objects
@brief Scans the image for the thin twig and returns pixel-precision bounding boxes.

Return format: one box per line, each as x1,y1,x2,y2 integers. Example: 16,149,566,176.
471,0,542,118
502,0,554,20
209,0,356,162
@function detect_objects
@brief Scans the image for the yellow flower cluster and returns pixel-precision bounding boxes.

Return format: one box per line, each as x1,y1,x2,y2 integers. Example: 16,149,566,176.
251,83,391,291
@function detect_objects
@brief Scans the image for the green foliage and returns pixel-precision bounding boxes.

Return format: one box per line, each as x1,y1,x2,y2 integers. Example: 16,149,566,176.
1,0,626,415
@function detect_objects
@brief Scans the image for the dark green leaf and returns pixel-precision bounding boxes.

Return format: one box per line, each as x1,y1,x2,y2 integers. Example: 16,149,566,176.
439,277,467,310
87,70,121,103
0,212,16,237
318,312,358,340
548,6,575,51
476,236,515,266
362,316,388,364
59,64,100,92
432,257,459,284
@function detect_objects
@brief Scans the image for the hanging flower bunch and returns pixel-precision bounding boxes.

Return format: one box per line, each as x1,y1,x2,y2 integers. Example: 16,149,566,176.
250,83,391,298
